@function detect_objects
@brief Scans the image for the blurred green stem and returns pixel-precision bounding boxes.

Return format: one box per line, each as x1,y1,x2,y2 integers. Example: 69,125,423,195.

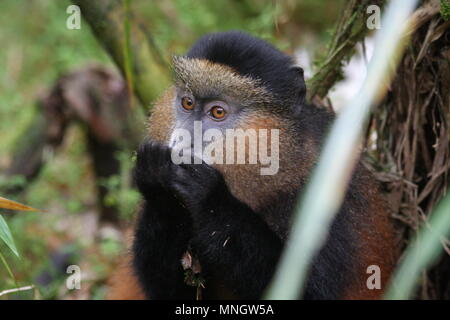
0,250,17,286
122,0,134,107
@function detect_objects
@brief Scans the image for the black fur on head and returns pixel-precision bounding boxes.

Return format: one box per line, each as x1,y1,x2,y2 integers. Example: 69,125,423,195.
186,31,306,109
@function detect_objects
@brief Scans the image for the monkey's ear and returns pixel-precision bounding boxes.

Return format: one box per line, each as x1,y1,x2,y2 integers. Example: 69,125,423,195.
290,65,306,110
290,65,304,79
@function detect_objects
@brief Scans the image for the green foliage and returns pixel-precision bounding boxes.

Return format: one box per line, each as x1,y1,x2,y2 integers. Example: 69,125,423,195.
0,250,15,283
133,0,280,57
441,0,450,20
23,126,95,213
101,150,140,221
0,0,112,155
0,175,27,191
122,0,134,101
0,215,19,258
0,196,41,289
99,237,123,258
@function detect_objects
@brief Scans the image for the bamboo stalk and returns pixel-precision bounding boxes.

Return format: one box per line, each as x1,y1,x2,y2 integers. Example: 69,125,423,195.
265,0,418,299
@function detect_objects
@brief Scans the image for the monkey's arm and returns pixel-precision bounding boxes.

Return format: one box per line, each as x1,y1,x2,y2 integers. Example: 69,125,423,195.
171,163,283,299
133,143,195,299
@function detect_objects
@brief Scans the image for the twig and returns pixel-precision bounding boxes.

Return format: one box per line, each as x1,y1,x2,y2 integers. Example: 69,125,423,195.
0,285,35,297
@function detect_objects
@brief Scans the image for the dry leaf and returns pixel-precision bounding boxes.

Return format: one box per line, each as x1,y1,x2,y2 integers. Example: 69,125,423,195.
0,196,39,212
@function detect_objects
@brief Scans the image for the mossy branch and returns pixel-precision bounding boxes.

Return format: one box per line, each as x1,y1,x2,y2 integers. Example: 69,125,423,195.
307,0,385,101
71,0,170,108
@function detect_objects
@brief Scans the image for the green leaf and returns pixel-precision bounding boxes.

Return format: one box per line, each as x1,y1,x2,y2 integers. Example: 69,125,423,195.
0,249,16,283
0,215,19,257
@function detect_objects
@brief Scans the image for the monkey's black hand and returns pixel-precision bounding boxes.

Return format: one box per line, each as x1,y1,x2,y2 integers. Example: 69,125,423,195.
134,141,177,199
170,162,224,215
132,141,195,300
169,161,283,299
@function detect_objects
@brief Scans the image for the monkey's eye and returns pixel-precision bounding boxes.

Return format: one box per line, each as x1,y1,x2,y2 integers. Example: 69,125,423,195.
209,105,227,120
181,96,195,111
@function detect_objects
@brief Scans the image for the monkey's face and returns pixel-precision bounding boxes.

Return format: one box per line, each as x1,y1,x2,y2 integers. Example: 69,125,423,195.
166,57,279,164
169,85,242,150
